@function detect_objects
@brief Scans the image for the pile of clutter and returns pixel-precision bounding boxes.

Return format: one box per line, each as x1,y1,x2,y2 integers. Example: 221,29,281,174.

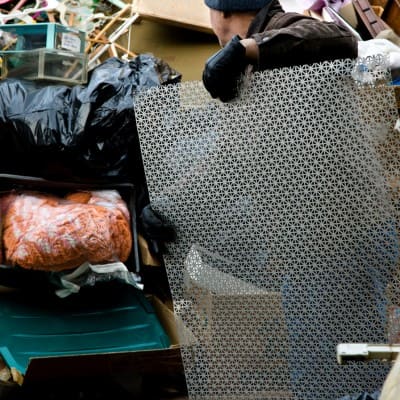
300,0,400,97
301,0,399,39
0,0,138,84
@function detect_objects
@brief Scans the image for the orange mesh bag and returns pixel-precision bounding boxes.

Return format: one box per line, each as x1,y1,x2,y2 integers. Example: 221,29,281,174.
2,190,132,271
0,194,18,265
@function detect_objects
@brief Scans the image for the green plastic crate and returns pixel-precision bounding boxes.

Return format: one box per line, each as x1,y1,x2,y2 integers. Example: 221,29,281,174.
0,48,87,84
0,23,85,53
0,284,170,375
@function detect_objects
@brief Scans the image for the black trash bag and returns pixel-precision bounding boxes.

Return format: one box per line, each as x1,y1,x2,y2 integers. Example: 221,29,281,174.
78,56,181,181
0,54,181,182
338,391,381,400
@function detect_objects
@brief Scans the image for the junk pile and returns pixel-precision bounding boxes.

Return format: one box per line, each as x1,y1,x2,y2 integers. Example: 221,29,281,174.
300,0,399,38
0,1,139,83
298,0,400,102
0,53,181,288
0,53,181,395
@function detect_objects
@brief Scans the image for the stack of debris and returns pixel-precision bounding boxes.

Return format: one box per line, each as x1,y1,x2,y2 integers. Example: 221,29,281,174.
300,0,400,109
0,0,139,83
301,0,399,38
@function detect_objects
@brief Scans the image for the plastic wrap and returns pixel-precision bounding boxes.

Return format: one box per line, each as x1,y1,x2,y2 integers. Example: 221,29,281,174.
52,261,143,298
2,190,132,271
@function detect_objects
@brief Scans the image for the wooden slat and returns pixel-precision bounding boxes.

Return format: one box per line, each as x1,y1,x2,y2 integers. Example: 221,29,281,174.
132,0,212,33
353,0,390,37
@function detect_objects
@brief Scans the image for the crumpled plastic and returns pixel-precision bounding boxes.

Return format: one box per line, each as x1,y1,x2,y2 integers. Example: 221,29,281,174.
2,190,132,271
358,38,400,70
52,261,143,298
0,54,181,181
351,53,391,86
0,29,16,49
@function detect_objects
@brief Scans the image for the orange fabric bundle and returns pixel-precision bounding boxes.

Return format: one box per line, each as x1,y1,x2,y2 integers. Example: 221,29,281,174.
0,194,17,266
2,190,132,271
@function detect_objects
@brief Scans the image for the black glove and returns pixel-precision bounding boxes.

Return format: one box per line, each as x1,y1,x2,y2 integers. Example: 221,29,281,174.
202,35,248,102
139,204,177,255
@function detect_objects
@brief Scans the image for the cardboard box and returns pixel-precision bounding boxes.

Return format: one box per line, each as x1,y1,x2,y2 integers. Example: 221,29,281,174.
395,85,400,111
181,247,293,398
382,0,400,35
339,2,359,27
132,0,212,33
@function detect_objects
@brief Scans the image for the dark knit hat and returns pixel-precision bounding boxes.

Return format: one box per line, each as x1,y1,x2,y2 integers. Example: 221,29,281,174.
204,0,271,11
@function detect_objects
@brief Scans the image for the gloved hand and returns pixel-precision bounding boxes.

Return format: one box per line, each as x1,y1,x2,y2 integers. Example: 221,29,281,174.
202,35,248,102
139,204,177,255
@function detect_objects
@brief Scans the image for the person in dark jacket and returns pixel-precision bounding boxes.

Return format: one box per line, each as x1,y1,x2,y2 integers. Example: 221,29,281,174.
202,0,359,101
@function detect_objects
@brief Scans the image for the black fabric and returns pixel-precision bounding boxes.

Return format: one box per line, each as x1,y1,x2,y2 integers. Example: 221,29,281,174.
246,0,358,70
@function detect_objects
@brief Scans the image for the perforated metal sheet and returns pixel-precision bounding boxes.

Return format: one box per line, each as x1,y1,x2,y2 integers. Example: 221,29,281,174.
135,58,400,400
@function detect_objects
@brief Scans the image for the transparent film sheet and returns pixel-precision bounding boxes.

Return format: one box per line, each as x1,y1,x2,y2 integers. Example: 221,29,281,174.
135,58,400,399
